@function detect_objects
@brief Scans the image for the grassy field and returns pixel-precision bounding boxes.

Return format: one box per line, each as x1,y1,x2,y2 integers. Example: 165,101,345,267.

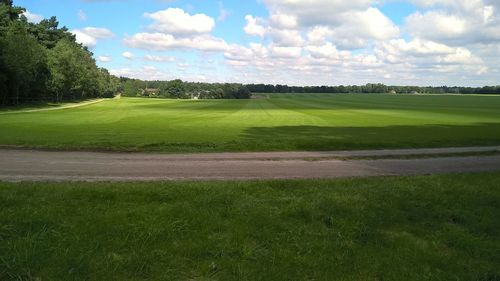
0,173,499,280
1,94,500,152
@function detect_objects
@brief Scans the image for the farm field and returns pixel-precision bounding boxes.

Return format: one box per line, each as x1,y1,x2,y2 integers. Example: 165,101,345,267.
1,94,500,152
1,173,499,280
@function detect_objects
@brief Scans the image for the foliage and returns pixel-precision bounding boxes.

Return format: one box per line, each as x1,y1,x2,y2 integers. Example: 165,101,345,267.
1,94,500,152
1,173,499,280
162,79,185,98
121,77,251,99
0,21,47,104
0,2,118,105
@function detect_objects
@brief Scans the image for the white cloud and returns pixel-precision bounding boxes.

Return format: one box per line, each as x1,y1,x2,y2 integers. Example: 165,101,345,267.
72,27,114,48
124,33,228,52
145,8,215,35
126,7,228,54
122,51,134,60
375,38,483,68
245,5,398,50
244,15,267,37
263,0,376,26
144,54,176,62
306,43,351,60
406,11,467,42
269,29,304,46
326,7,400,49
270,13,298,29
110,66,171,81
405,0,500,45
270,46,302,58
98,55,112,62
23,10,43,23
307,26,332,46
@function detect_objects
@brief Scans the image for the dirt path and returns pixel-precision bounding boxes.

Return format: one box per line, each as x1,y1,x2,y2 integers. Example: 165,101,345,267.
1,147,500,181
0,99,105,115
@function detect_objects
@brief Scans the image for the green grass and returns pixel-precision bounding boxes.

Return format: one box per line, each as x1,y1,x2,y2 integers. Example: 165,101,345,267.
1,94,500,152
1,173,499,280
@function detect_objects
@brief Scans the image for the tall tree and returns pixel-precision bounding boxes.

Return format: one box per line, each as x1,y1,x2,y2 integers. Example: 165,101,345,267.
47,39,98,102
0,0,24,21
163,79,186,98
1,21,47,104
28,16,73,49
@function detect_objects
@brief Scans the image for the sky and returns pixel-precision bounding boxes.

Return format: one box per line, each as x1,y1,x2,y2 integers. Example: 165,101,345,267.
18,0,500,86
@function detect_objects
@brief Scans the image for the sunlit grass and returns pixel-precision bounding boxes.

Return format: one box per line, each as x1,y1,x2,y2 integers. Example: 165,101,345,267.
1,94,500,152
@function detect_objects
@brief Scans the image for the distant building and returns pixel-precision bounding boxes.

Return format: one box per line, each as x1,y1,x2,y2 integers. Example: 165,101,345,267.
142,88,159,97
190,90,209,100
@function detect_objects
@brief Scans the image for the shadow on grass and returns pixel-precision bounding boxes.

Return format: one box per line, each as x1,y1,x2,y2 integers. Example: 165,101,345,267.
239,123,500,151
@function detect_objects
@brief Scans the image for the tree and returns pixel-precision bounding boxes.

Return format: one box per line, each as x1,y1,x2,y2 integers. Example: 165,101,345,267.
0,0,24,21
236,85,251,99
163,79,186,98
0,21,47,104
0,1,118,106
28,16,73,49
122,79,144,97
97,68,119,98
47,39,100,102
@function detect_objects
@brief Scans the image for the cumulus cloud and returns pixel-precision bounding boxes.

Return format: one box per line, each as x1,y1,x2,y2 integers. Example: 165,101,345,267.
406,11,468,42
110,66,171,81
263,0,376,26
145,8,215,35
72,27,114,48
125,7,228,54
306,43,351,60
270,46,303,58
244,5,398,50
244,15,267,37
374,38,484,72
23,10,43,23
122,51,134,60
269,29,304,47
323,7,400,49
405,0,500,45
269,13,298,29
124,33,228,52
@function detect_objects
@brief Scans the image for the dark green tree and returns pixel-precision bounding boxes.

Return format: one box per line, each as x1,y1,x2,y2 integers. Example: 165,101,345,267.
47,39,100,102
28,16,73,49
1,21,47,104
163,79,186,98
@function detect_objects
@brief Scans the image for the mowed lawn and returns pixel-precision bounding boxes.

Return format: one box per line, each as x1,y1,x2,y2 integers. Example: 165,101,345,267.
1,173,499,280
1,94,500,152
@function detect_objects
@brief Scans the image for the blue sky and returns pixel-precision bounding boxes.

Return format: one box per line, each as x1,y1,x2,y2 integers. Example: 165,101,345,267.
18,0,500,86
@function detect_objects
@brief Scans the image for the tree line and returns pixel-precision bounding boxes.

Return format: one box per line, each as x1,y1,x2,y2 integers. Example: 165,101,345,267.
0,0,120,106
121,78,251,99
246,83,500,95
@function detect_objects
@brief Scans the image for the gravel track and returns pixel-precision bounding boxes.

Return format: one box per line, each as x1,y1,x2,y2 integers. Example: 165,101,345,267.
1,147,500,181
